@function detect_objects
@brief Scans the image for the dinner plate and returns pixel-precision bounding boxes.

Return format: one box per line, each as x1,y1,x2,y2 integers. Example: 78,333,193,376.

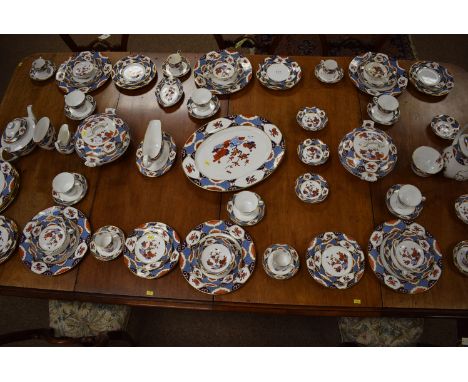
0,161,20,213
182,115,285,192
0,215,19,265
409,61,454,96
111,54,157,90
256,56,302,90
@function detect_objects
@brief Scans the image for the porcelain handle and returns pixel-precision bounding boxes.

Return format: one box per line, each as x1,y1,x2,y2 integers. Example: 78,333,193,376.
373,96,379,104
0,147,19,162
26,104,36,123
105,108,116,115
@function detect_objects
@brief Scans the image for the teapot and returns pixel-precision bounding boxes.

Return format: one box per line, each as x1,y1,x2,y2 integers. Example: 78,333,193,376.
443,124,468,181
0,105,37,161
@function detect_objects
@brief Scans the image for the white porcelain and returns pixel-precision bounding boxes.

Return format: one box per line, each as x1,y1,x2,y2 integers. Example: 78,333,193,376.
266,63,290,82
65,89,86,108
72,60,96,80
33,117,55,150
52,172,75,194
442,125,468,181
390,184,425,215
91,225,125,261
54,124,74,154
167,53,182,68
33,57,46,70
52,173,87,206
417,67,440,87
233,191,259,219
192,88,212,107
315,59,343,84
1,105,36,158
412,146,444,176
142,120,162,168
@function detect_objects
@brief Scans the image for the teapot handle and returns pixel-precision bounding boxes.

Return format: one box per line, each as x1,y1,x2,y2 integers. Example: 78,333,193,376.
452,124,468,147
105,108,116,115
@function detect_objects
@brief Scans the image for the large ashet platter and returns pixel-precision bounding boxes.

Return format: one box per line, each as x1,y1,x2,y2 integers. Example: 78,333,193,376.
338,120,397,182
181,115,285,192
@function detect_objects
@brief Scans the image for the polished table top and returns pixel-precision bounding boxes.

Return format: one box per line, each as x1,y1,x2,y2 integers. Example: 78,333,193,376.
0,52,467,317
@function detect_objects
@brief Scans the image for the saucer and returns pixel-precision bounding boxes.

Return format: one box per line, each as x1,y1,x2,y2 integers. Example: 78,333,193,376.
453,240,468,276
296,106,328,131
52,173,87,206
162,56,191,78
256,56,302,90
430,114,460,140
226,192,265,226
314,63,344,84
155,77,184,108
367,103,400,126
90,225,125,261
263,244,299,280
64,95,96,121
135,132,177,178
187,96,220,119
297,138,330,166
0,161,20,213
409,61,454,96
30,59,56,81
385,184,423,220
455,194,468,224
0,215,19,265
295,173,329,203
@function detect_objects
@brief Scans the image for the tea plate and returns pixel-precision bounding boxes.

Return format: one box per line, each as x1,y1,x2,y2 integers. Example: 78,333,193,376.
112,54,157,90
155,77,184,108
295,173,329,203
297,138,330,166
0,162,20,213
368,220,443,294
52,173,88,206
226,192,265,226
20,206,91,276
430,114,460,140
64,95,97,121
296,106,328,131
453,240,468,276
187,96,220,119
90,225,125,261
263,244,299,280
56,51,112,94
385,184,423,221
180,220,256,295
256,56,302,90
409,61,454,96
30,60,56,81
455,194,468,224
0,215,19,265
306,232,365,289
162,56,191,78
135,132,177,178
182,115,285,192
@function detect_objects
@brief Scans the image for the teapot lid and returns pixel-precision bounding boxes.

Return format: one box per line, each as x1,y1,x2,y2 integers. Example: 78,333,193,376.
3,118,28,144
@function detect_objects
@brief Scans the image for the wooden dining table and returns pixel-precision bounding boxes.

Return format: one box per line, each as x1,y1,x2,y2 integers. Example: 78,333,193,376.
0,52,467,319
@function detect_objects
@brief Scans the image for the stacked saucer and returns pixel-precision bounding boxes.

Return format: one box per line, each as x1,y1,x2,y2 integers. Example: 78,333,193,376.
263,244,299,280
90,225,125,261
455,194,468,224
297,139,330,166
112,54,157,90
0,161,20,213
296,107,328,131
52,172,87,206
306,232,365,289
256,55,302,90
295,173,329,203
368,220,443,294
0,215,19,265
226,191,265,226
409,61,454,96
453,241,468,277
155,77,184,108
30,57,56,81
124,222,180,279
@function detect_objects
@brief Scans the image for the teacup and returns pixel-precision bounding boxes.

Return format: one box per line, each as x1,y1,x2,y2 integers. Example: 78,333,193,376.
52,172,77,196
271,247,293,272
364,61,389,85
212,60,236,81
191,88,213,110
373,95,399,114
233,191,259,220
38,222,70,258
65,89,86,111
411,146,444,177
33,117,56,150
55,124,74,154
32,57,46,71
72,60,96,80
392,184,425,212
167,52,183,70
94,231,114,252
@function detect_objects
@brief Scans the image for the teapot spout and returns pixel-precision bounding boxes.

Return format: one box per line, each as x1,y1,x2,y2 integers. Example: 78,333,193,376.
26,105,36,123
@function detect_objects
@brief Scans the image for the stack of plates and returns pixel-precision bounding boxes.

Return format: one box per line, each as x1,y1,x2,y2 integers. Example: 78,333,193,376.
111,54,157,90
194,50,252,94
0,161,20,213
306,232,365,289
409,61,454,96
124,222,180,279
368,220,443,294
256,55,302,90
180,220,256,295
0,215,19,265
19,206,91,276
74,109,131,167
348,52,408,96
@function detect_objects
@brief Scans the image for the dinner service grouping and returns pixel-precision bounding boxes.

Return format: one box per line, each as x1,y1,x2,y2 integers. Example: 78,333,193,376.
348,52,408,96
368,220,443,294
54,124,75,154
90,225,125,262
74,108,131,167
226,191,265,226
409,61,454,96
56,51,112,94
0,215,19,265
256,55,302,90
30,57,56,81
162,52,191,78
297,138,330,166
52,172,87,206
194,50,252,94
306,232,365,289
0,161,20,213
20,205,91,276
411,146,443,177
33,117,56,150
182,115,285,192
64,89,96,121
454,194,468,224
124,222,180,279
314,59,344,84
430,114,460,140
295,173,329,204
296,106,328,132
386,184,425,221
111,54,157,90
338,120,398,182
135,120,176,178
180,219,256,295
263,244,299,280
187,88,220,119
1,105,37,162
453,241,468,277
367,94,400,126
442,124,468,181
155,76,184,108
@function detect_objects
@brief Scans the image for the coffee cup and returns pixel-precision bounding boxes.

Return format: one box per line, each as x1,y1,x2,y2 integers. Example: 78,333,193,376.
233,191,259,219
411,146,444,177
52,172,77,195
191,88,213,109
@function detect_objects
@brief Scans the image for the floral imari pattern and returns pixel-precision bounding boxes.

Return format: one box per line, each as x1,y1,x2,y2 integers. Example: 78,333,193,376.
0,215,18,265
295,173,329,203
256,55,302,90
296,107,328,131
211,135,256,174
453,240,468,276
297,138,330,165
348,52,408,96
263,244,299,280
430,114,460,140
135,133,177,178
409,61,454,96
155,77,183,108
74,109,131,167
56,51,112,94
19,206,91,276
0,161,20,213
454,194,468,224
29,59,56,81
90,225,125,262
306,232,365,289
385,184,423,221
39,225,65,251
111,54,157,90
368,220,443,294
181,115,285,192
180,220,256,295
